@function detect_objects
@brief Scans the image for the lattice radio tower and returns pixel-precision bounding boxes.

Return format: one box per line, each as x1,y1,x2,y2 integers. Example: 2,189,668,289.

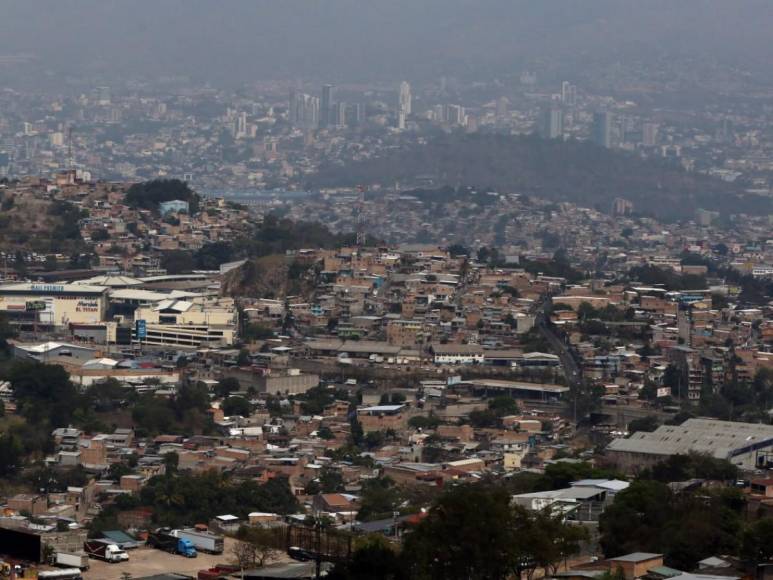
355,185,367,247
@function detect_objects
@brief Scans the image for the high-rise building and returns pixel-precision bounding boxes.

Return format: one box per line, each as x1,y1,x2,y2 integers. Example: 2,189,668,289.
320,84,335,128
612,197,634,216
496,96,509,120
446,104,465,125
348,103,364,127
592,111,614,148
539,107,563,140
642,122,659,147
398,81,412,117
97,86,111,105
289,90,319,129
561,81,577,107
397,110,406,130
235,112,248,138
333,102,347,128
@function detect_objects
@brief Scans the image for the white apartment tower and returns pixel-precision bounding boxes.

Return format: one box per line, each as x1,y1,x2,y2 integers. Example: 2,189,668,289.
398,81,412,117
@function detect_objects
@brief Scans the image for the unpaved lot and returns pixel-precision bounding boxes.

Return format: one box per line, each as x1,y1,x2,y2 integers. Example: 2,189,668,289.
83,538,240,580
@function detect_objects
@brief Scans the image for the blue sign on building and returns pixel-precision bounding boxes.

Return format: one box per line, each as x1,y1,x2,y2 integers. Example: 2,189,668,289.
135,319,147,339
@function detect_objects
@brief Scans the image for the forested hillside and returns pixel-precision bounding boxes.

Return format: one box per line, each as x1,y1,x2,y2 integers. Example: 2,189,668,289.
311,134,770,219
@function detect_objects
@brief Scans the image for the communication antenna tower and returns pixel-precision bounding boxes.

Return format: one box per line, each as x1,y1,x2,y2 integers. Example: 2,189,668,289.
355,185,367,247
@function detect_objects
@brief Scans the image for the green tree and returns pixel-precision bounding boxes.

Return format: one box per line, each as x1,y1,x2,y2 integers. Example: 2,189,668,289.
91,228,110,241
0,433,23,477
741,518,773,566
214,377,241,398
0,312,17,355
357,478,402,522
163,451,179,474
329,535,407,580
175,382,210,416
403,485,562,580
125,179,200,214
317,468,345,493
244,323,275,341
628,415,660,434
237,349,251,366
600,480,743,569
222,396,252,417
317,425,335,440
468,409,499,428
408,415,441,430
7,361,79,426
488,396,520,417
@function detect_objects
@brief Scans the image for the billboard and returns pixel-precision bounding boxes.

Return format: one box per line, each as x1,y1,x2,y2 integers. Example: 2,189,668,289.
135,319,147,339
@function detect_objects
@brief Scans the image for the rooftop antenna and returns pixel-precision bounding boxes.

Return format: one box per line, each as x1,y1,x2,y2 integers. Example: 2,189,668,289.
67,125,74,170
355,185,367,247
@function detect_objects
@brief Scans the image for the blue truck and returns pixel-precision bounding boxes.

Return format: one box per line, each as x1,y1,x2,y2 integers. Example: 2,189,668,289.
147,528,197,558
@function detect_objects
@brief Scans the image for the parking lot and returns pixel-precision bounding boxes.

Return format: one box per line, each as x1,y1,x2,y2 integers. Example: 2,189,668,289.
83,538,239,580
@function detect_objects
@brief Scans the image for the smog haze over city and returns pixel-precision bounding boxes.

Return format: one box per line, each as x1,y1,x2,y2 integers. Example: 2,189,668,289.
0,2,772,580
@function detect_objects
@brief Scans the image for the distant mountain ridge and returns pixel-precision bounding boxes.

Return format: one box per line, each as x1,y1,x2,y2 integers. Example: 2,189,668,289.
310,134,771,220
4,1,773,85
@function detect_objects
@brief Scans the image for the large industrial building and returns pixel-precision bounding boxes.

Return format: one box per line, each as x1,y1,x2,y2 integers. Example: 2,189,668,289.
0,282,108,329
132,297,238,348
606,418,773,474
0,278,238,349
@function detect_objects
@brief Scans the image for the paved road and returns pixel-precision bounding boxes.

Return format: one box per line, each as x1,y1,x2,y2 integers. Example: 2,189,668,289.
534,301,583,389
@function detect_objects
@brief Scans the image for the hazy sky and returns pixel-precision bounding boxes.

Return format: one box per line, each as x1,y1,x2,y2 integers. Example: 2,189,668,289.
2,0,773,86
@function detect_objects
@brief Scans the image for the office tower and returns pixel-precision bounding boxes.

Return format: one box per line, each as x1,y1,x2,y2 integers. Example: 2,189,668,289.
561,81,577,106
619,115,634,144
446,104,465,125
334,102,347,128
642,122,658,147
612,197,633,216
539,107,563,140
496,96,509,119
718,118,733,143
97,86,111,105
320,84,335,128
397,110,406,130
520,71,537,86
289,91,319,129
398,81,412,116
348,103,364,127
592,111,614,148
236,112,248,138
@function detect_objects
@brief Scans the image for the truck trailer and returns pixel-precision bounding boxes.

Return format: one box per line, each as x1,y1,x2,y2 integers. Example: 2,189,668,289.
54,551,90,570
172,529,224,554
147,529,197,558
83,540,129,563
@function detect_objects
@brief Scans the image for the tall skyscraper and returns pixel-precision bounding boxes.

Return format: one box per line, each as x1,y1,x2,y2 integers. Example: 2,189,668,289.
289,90,319,129
397,110,406,130
320,84,335,128
561,81,577,106
539,107,563,140
446,104,465,125
592,112,614,148
235,112,248,138
642,122,659,147
495,96,509,120
398,81,412,116
334,101,347,128
349,103,364,126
